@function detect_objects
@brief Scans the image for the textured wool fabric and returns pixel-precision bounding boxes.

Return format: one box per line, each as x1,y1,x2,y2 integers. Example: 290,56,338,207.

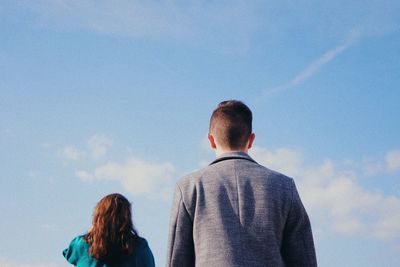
166,152,317,267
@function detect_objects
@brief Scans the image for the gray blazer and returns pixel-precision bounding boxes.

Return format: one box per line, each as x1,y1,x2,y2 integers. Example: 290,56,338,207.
166,152,317,267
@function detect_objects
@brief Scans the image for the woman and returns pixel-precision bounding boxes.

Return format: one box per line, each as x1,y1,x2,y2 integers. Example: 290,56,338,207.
63,193,155,267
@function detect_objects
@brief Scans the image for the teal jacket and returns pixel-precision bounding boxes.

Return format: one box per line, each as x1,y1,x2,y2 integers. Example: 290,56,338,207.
63,235,155,267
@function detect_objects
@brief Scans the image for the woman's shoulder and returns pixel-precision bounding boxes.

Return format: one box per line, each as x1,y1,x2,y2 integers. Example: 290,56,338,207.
134,236,152,254
135,236,149,246
71,234,90,248
131,236,155,266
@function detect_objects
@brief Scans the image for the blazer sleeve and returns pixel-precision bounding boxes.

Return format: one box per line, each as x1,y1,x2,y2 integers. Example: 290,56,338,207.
166,184,195,267
281,179,318,267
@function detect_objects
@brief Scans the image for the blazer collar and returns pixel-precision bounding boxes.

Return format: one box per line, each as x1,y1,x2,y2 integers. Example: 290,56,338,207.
210,151,257,165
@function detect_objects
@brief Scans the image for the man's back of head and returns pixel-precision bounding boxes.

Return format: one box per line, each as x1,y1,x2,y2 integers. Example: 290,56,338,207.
208,100,255,155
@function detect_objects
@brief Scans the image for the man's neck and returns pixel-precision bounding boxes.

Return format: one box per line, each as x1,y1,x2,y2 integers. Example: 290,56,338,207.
215,148,248,157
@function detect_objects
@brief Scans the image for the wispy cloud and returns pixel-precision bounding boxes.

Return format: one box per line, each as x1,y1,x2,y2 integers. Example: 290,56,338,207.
250,146,400,244
6,1,400,55
261,31,360,97
23,0,259,53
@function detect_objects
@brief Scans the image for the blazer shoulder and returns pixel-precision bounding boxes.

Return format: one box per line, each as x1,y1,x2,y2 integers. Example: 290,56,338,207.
250,162,294,182
176,166,211,188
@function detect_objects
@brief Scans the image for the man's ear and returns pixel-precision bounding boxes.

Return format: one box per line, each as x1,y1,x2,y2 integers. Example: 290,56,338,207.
208,133,217,149
247,133,256,149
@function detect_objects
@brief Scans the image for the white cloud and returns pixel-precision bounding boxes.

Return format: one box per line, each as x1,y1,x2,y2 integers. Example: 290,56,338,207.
250,147,304,177
362,159,384,177
386,150,400,172
87,134,113,159
361,149,400,176
0,258,60,267
59,145,82,160
78,157,175,199
75,170,94,181
59,135,174,199
58,134,112,162
250,147,400,243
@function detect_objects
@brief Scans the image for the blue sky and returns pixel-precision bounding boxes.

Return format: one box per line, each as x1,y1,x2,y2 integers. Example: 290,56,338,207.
1,1,400,266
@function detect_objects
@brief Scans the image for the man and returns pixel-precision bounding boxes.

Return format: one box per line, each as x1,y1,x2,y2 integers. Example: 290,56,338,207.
166,100,317,267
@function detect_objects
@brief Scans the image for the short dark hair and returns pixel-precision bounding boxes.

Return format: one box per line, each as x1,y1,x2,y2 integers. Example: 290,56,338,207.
209,100,252,149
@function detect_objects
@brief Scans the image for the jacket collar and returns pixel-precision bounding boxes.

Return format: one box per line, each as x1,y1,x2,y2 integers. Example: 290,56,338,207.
210,151,257,165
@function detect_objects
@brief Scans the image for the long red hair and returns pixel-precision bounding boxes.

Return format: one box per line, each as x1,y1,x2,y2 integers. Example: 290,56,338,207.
85,193,138,264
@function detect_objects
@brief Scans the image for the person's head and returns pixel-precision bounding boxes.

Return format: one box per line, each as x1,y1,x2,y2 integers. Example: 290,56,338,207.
86,193,138,264
208,100,255,154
